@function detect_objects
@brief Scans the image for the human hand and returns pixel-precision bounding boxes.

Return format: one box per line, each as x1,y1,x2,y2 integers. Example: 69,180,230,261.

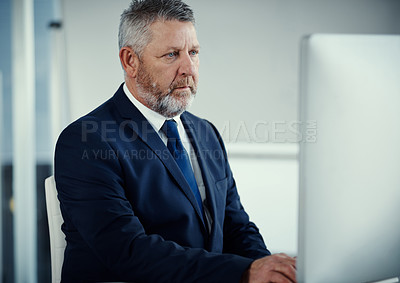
241,253,297,283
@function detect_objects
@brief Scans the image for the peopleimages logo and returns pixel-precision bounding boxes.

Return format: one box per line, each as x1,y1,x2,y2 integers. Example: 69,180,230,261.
80,120,318,144
218,120,317,143
80,148,226,161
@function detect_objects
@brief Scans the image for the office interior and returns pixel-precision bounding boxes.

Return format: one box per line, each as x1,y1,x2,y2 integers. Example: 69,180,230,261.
0,0,399,282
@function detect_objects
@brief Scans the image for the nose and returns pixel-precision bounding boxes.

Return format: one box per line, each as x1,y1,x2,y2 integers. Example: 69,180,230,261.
178,53,197,77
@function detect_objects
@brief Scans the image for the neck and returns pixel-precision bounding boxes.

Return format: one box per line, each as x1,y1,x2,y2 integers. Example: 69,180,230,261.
124,78,151,110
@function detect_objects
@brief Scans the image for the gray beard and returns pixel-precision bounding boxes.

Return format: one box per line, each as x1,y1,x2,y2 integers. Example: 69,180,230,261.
136,83,195,118
135,59,197,118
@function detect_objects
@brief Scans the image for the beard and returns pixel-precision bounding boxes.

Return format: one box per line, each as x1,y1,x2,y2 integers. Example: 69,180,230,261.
136,61,197,118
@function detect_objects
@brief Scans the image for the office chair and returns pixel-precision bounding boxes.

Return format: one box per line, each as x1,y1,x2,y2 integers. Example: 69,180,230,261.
45,176,66,283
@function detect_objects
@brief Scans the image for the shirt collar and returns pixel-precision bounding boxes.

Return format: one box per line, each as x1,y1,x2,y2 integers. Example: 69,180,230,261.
123,83,181,132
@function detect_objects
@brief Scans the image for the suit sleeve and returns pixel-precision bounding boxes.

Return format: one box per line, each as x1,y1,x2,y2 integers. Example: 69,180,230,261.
207,121,272,260
55,120,253,283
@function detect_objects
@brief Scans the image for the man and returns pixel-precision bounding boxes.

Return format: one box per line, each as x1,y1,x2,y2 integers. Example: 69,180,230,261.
55,0,296,282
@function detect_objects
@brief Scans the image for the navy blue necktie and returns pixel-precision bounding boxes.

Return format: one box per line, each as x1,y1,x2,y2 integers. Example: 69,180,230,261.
161,120,204,217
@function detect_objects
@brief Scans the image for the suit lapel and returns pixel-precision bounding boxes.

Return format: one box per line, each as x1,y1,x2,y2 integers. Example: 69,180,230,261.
181,114,218,232
112,86,206,229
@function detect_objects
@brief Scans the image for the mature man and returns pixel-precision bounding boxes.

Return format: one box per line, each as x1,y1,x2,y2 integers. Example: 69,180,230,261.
55,0,296,282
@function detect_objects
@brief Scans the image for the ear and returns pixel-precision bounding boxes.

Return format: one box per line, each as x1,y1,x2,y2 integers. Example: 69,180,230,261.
119,47,139,78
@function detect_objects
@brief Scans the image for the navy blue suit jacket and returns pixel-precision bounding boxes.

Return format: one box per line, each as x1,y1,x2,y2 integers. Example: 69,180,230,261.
55,84,270,282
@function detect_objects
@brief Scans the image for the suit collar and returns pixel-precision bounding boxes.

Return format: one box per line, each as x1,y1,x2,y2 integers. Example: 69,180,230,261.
123,83,167,133
112,83,144,120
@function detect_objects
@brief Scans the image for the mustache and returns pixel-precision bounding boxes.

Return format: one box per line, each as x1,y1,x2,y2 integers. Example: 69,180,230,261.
170,77,195,90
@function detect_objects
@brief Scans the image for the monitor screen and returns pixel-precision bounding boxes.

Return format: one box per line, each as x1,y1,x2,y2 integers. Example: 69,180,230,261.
298,34,400,283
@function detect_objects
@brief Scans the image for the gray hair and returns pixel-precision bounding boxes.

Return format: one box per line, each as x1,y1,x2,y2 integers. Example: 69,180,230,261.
119,0,195,58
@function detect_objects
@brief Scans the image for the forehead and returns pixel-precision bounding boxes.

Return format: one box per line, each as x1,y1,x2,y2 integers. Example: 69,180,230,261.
146,20,199,51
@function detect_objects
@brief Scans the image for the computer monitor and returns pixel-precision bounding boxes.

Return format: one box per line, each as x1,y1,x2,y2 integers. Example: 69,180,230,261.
298,34,400,283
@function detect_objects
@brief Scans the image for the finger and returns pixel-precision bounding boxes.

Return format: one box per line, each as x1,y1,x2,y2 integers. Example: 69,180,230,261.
274,264,297,283
273,254,297,269
270,270,296,283
274,253,295,261
286,258,296,269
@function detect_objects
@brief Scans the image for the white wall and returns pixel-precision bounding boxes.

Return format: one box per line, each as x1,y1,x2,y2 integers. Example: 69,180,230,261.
61,0,129,123
60,0,400,256
227,144,299,255
62,0,400,139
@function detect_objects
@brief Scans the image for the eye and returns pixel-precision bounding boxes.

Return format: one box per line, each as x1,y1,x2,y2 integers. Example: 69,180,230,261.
190,50,199,56
165,52,177,59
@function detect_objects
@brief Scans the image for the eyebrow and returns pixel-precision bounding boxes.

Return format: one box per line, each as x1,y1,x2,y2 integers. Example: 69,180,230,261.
165,44,201,50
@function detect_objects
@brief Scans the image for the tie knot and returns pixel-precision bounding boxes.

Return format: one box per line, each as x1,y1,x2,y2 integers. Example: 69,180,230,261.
161,119,180,140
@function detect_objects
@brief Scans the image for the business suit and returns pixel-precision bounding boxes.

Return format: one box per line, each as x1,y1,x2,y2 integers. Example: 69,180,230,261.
55,84,270,282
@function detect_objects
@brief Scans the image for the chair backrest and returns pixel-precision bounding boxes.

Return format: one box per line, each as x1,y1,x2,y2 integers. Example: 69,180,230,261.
45,176,66,283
